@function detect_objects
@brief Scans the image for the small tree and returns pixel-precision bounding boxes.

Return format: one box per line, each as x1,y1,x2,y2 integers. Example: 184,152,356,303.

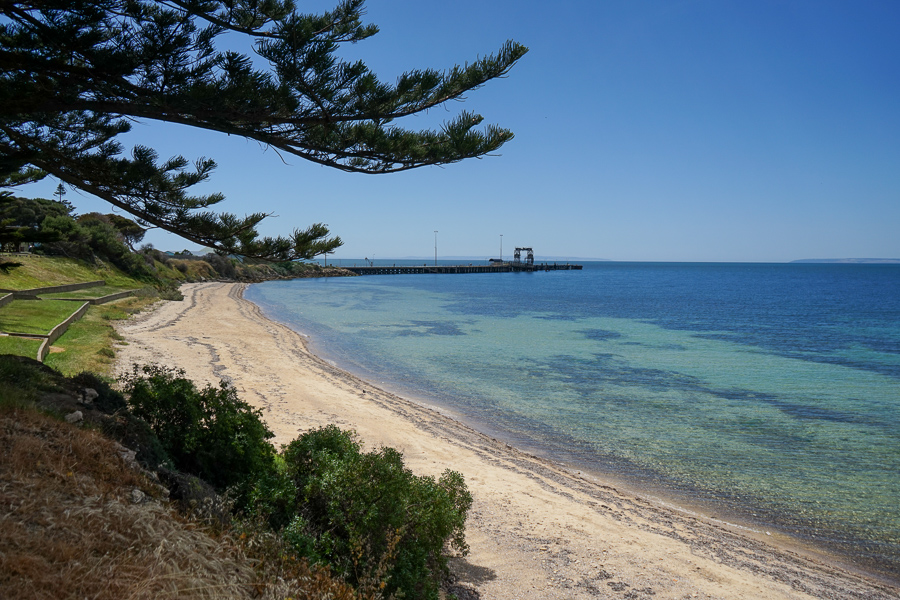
273,425,473,600
1,1,527,260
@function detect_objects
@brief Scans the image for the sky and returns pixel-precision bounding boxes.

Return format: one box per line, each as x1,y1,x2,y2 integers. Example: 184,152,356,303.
20,0,900,262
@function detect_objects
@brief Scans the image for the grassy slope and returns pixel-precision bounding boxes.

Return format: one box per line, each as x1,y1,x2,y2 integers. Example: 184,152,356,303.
0,336,43,358
0,256,157,374
0,399,263,599
44,295,153,376
0,254,143,290
0,356,358,600
0,299,84,334
0,255,351,373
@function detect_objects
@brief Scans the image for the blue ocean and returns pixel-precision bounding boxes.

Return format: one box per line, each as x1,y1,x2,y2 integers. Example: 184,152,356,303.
245,262,900,577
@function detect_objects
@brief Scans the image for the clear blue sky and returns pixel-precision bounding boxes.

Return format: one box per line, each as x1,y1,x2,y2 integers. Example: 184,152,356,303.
21,0,900,262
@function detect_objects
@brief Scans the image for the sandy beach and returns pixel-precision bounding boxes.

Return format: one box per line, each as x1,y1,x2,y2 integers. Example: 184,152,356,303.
114,282,898,600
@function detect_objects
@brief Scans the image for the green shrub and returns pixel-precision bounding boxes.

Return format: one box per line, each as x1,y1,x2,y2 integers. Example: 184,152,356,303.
274,425,473,600
0,354,53,407
71,371,127,413
157,283,183,301
121,364,276,505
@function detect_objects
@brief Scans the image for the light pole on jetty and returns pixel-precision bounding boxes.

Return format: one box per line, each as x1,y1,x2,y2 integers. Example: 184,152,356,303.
500,234,503,262
434,230,438,266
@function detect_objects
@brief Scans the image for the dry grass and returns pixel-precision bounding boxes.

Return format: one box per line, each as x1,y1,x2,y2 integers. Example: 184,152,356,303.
0,403,374,600
165,258,218,280
0,405,260,599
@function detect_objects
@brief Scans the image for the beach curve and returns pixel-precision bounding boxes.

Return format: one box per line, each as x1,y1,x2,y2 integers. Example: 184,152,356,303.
114,281,899,600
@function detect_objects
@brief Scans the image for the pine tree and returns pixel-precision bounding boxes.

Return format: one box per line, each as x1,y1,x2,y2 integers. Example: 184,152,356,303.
0,0,527,260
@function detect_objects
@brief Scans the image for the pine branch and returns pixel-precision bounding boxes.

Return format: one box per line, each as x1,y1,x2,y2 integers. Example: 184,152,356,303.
0,0,526,259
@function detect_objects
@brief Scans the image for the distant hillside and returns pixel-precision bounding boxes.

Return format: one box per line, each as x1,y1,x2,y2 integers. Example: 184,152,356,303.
791,258,900,264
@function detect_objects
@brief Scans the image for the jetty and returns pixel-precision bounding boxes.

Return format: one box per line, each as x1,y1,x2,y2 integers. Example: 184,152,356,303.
343,247,582,275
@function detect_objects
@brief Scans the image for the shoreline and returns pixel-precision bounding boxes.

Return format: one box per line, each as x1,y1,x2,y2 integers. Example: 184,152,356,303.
114,282,899,599
291,322,880,575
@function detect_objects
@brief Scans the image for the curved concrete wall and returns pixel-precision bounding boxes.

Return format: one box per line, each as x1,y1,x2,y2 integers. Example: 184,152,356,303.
37,302,90,362
55,289,137,305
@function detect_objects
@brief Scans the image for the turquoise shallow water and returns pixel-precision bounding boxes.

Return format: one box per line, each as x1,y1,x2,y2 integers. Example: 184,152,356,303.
245,262,900,577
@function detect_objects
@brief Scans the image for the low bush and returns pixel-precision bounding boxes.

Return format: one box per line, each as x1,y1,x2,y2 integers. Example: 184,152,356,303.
262,425,473,600
121,364,276,505
157,283,184,300
71,371,127,413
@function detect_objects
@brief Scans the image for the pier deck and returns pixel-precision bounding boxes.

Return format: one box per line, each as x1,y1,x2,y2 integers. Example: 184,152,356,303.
344,263,583,275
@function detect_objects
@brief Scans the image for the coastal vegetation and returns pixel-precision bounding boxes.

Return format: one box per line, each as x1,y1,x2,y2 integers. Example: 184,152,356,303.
1,194,349,288
122,365,473,599
1,0,522,593
1,354,473,599
1,217,473,597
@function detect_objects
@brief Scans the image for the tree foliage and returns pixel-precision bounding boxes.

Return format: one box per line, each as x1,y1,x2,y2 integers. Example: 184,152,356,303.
0,0,527,259
121,363,276,502
0,192,72,249
0,194,155,273
78,212,146,250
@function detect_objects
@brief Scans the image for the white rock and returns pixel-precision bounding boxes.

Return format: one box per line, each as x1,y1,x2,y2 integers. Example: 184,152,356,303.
83,388,99,403
119,448,137,465
65,410,83,424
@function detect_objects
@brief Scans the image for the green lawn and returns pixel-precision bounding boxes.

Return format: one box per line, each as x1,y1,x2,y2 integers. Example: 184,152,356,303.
0,335,43,358
0,300,84,335
44,295,156,376
0,256,163,374
0,295,157,374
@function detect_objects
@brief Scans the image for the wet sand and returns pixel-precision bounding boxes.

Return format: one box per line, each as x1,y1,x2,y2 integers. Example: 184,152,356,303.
114,282,899,600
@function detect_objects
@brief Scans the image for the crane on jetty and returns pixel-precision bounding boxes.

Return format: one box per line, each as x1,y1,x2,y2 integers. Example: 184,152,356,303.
513,247,534,266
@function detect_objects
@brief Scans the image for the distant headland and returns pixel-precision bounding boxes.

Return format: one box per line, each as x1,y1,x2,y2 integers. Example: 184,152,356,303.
791,258,900,264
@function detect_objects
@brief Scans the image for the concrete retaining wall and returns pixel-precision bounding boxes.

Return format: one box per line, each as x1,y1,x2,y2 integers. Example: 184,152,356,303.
0,280,105,298
57,289,138,305
89,290,135,305
37,302,90,362
0,293,12,309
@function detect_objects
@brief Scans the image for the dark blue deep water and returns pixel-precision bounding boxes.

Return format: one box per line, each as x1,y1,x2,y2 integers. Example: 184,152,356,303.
246,262,900,577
